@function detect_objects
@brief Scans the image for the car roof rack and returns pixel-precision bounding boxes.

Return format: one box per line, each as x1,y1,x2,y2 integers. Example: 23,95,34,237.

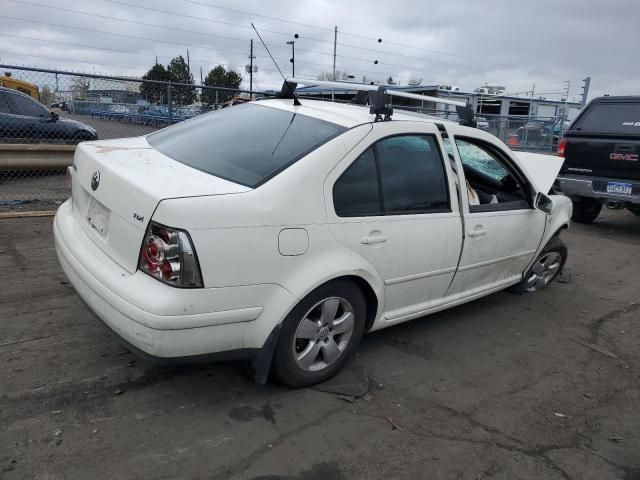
281,78,476,126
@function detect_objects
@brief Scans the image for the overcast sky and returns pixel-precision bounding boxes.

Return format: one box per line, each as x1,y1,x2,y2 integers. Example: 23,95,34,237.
1,0,638,101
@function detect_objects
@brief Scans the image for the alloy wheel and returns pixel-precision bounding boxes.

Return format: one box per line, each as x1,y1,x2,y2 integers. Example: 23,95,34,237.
525,252,562,292
292,297,355,372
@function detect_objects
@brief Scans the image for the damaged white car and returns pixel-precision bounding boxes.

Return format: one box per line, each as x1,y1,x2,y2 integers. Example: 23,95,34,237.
54,83,571,387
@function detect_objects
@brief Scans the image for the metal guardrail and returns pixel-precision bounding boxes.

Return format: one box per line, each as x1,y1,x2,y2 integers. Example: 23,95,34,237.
0,144,75,170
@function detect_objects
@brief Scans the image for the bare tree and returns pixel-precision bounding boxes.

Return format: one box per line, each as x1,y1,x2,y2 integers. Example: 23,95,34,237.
71,77,90,100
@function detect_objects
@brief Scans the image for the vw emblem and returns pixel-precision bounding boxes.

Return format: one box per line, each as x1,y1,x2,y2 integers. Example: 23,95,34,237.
90,171,100,191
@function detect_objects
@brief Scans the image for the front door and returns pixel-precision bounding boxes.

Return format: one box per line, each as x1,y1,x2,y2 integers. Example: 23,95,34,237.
325,122,463,325
445,134,546,298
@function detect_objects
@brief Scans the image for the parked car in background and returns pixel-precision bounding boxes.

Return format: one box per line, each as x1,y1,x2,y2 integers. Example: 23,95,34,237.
556,96,640,222
516,119,553,144
0,87,97,144
476,116,490,131
54,99,571,387
50,101,69,112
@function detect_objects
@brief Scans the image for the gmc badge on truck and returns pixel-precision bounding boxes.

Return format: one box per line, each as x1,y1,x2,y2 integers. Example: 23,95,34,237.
610,153,639,162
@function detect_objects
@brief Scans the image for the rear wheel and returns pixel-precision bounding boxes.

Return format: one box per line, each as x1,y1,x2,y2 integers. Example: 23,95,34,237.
273,280,366,388
509,236,568,294
571,196,603,223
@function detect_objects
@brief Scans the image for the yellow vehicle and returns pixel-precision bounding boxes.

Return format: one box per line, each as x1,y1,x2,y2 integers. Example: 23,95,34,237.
0,74,40,100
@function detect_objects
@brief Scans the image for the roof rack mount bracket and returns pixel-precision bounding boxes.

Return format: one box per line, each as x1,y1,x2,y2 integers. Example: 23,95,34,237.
369,86,393,122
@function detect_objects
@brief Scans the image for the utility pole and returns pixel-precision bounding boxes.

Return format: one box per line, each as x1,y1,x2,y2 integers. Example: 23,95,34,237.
332,26,337,79
286,40,295,77
523,83,535,147
332,26,337,101
249,39,255,98
580,76,591,107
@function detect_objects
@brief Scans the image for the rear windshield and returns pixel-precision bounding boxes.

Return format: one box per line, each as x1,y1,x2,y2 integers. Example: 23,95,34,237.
573,102,640,135
147,103,347,187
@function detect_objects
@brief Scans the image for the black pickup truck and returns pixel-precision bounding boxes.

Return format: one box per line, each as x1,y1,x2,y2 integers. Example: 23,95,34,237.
555,96,640,222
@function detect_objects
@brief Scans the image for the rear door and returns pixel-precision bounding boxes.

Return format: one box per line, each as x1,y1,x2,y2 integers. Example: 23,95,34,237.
325,121,463,324
445,132,546,298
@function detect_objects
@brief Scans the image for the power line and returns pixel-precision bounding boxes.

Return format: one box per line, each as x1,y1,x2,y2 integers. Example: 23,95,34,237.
0,32,280,73
2,15,475,86
102,0,484,72
8,0,486,77
174,0,480,63
4,4,502,87
0,27,426,84
0,50,149,72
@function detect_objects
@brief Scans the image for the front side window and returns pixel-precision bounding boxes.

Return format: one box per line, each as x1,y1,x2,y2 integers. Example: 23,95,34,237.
333,134,450,216
8,92,48,117
148,103,346,188
455,138,529,211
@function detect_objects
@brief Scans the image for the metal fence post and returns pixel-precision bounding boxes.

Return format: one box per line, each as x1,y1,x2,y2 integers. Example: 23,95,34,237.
215,89,219,110
167,81,173,124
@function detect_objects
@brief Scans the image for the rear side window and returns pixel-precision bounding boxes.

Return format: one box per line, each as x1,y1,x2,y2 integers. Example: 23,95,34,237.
574,102,640,135
147,103,346,188
333,134,450,216
0,93,11,113
333,148,380,216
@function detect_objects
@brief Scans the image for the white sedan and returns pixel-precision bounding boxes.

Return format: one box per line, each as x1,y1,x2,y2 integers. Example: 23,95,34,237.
54,98,571,387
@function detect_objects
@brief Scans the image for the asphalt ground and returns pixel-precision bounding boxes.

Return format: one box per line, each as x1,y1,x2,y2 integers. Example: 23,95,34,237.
1,208,639,479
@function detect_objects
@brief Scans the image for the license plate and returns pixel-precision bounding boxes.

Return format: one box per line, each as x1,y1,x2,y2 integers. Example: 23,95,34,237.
606,182,633,196
87,198,110,236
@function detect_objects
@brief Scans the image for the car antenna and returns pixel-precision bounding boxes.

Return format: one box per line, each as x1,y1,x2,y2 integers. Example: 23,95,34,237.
251,23,301,106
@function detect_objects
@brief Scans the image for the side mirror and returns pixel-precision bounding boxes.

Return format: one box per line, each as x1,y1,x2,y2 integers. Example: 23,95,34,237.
535,192,553,215
50,111,59,122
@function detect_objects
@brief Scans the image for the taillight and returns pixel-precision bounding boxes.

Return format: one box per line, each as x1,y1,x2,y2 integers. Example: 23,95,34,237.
139,222,203,288
557,137,567,157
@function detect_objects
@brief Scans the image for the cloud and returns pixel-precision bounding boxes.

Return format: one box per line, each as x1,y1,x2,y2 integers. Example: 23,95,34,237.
0,0,637,99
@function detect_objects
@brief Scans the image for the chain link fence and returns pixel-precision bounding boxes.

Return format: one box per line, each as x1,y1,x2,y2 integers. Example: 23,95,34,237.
1,65,563,214
0,64,263,213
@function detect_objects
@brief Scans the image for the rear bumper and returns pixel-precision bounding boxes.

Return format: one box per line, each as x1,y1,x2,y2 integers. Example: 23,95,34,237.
556,175,640,205
54,200,297,359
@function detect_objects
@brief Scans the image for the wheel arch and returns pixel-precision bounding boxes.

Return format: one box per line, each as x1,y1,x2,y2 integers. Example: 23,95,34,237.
277,251,385,334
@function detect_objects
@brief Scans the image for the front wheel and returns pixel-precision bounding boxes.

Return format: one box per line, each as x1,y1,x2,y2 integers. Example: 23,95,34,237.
509,236,568,294
571,196,603,223
273,280,366,388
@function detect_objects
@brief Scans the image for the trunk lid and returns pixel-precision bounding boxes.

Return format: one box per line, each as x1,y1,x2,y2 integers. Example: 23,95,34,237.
71,137,250,272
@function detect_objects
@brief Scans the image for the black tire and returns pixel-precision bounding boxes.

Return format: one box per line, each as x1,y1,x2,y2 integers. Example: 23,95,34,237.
627,206,640,217
273,279,366,388
509,236,568,294
571,196,603,223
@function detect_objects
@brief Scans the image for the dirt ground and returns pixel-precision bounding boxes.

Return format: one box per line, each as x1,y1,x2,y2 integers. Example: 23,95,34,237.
1,209,639,480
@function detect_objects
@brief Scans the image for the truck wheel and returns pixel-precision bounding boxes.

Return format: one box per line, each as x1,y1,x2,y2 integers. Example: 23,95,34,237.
272,280,366,388
509,236,568,294
628,206,640,217
571,196,603,223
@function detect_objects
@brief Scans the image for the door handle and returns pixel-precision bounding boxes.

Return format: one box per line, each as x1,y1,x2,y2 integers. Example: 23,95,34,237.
361,235,388,245
468,226,487,238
